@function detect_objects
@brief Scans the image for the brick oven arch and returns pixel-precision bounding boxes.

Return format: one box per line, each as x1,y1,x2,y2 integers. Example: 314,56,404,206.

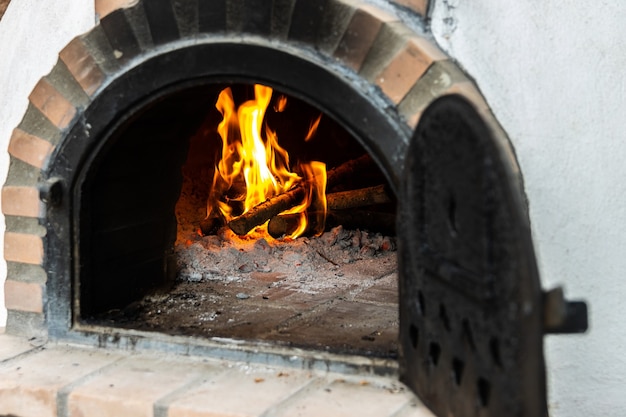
3,0,499,360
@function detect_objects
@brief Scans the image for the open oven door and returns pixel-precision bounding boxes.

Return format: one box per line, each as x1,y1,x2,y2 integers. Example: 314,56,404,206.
397,95,587,417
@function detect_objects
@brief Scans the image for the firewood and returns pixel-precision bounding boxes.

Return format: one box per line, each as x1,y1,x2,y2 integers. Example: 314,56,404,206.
227,154,373,235
228,186,306,235
267,213,307,238
200,215,225,235
267,209,396,238
265,185,390,237
327,185,391,210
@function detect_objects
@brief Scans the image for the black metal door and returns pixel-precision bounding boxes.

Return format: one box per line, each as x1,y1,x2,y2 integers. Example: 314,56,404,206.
398,95,586,417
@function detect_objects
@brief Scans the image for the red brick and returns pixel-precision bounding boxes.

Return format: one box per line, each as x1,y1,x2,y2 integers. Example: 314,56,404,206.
271,377,418,417
67,354,221,417
4,280,44,314
334,4,398,71
167,367,315,417
375,36,447,104
0,342,436,417
2,186,44,218
4,232,44,265
392,0,429,16
60,37,106,97
0,347,122,417
29,78,77,129
8,128,54,169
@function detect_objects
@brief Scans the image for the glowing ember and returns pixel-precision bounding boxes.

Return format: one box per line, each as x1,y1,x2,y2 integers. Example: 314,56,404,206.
207,84,326,238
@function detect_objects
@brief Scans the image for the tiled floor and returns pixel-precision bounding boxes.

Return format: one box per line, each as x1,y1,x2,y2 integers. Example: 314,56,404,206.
0,330,434,417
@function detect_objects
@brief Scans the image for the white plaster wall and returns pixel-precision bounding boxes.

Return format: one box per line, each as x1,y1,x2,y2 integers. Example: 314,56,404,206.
0,0,95,326
0,1,624,416
430,1,626,416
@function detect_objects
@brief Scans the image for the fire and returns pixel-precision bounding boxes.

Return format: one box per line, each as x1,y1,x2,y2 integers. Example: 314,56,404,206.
207,84,326,238
304,114,322,142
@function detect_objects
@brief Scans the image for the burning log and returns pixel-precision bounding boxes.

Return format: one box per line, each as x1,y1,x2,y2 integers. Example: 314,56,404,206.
268,209,396,238
228,186,306,235
227,154,374,236
200,216,225,236
327,185,391,210
267,213,311,238
266,183,394,238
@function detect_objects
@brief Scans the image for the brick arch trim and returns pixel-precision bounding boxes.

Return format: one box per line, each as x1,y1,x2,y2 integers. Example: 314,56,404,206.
3,0,499,338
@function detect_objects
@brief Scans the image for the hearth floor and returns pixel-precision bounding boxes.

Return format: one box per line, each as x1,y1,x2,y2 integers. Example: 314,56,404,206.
97,269,399,359
0,330,433,417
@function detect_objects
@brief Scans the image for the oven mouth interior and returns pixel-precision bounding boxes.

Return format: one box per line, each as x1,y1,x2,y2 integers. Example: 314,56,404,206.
75,81,400,359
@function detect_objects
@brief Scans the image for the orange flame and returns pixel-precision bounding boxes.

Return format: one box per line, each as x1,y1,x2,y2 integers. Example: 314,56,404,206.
274,95,287,112
304,114,322,142
208,84,327,238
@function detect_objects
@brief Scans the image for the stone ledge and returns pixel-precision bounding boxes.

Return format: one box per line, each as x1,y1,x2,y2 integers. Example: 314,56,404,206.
0,337,435,417
0,331,37,362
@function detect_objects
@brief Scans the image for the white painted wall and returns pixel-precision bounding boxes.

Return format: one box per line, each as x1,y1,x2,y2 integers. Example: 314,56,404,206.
0,0,95,326
0,1,624,416
430,1,626,416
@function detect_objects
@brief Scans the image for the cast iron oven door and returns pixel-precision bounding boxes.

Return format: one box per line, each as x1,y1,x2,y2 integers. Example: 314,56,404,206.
398,95,588,417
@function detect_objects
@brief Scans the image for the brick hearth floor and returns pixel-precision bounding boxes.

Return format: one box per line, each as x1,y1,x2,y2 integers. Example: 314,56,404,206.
0,329,433,417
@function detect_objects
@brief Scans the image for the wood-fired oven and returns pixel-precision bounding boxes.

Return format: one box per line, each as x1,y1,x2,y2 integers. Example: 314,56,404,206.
2,1,588,416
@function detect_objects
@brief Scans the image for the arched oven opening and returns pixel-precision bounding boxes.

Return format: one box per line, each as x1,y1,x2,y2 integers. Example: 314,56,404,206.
77,81,399,357
34,29,413,366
